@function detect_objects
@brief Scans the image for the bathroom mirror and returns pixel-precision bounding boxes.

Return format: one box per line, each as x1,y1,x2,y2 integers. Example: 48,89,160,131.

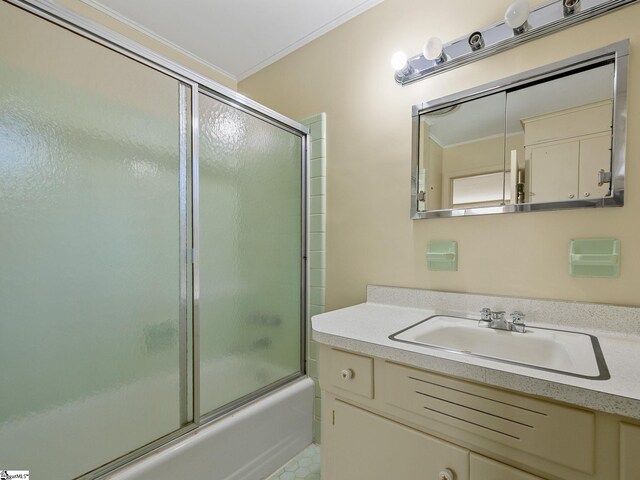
411,40,628,219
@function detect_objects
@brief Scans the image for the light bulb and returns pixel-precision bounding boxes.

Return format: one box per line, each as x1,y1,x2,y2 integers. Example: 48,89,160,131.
391,51,408,71
504,0,530,31
423,37,445,62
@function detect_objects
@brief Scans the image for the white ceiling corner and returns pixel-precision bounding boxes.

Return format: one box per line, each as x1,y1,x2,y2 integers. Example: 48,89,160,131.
79,0,384,82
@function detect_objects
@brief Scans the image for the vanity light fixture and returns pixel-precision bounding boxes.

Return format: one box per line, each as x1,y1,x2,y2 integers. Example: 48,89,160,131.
392,0,639,86
504,0,531,34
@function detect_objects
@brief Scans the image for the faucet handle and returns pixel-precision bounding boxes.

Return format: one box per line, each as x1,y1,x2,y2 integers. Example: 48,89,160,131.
479,307,492,327
510,311,526,332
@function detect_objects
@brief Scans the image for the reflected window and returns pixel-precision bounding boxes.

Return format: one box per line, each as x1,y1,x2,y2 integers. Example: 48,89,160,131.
452,171,512,207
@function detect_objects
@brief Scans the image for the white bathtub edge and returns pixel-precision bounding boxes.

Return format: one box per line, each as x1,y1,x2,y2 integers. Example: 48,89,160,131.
106,377,314,480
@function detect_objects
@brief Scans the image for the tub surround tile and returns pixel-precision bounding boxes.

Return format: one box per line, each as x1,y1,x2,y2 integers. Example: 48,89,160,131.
312,420,321,445
309,234,325,252
308,340,319,361
309,159,325,180
309,177,325,197
309,268,325,286
309,251,325,270
309,305,324,317
309,195,325,215
302,113,326,444
308,214,325,234
312,286,640,420
308,122,325,141
310,287,325,306
310,139,326,160
307,359,318,378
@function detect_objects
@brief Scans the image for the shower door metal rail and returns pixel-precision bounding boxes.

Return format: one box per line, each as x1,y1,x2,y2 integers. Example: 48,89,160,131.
2,1,310,479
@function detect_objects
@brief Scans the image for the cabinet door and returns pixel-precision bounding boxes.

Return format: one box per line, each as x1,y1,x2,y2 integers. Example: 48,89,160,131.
331,400,469,480
529,141,579,203
620,423,640,480
579,134,612,199
470,454,545,480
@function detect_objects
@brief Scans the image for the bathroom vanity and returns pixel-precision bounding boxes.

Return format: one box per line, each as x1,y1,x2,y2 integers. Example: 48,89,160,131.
312,286,640,480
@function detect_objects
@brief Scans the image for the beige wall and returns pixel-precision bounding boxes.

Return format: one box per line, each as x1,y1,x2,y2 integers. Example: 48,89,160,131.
52,0,236,90
239,0,640,309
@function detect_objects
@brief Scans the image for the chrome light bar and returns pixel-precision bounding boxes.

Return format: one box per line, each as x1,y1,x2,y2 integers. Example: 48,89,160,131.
394,0,638,85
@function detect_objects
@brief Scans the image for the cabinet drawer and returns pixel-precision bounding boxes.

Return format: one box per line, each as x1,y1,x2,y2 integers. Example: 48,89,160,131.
383,362,595,474
327,349,374,399
471,454,545,480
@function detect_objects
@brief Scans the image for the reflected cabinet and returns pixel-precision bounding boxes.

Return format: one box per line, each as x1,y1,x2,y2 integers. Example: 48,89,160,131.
411,41,628,219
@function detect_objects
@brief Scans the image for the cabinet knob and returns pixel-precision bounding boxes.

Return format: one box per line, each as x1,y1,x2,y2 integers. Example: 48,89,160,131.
340,368,354,380
438,468,455,480
584,192,591,197
568,194,575,199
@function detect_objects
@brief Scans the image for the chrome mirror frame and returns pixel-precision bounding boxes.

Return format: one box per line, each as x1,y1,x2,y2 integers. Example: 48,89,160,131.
410,40,629,220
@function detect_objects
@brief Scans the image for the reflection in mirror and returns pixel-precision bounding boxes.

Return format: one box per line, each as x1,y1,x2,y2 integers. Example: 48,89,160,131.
417,92,508,212
507,62,614,204
412,40,626,220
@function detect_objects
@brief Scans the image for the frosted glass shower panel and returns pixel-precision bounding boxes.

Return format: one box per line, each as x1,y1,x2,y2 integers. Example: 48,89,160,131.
199,92,303,415
0,3,191,479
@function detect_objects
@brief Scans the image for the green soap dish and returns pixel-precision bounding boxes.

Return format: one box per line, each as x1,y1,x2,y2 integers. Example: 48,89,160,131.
569,238,620,278
427,241,458,272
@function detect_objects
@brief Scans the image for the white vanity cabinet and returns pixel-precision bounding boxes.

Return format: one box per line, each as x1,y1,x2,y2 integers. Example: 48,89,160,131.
319,345,638,480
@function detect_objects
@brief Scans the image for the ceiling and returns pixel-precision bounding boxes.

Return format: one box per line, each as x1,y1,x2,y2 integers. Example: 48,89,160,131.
81,0,383,82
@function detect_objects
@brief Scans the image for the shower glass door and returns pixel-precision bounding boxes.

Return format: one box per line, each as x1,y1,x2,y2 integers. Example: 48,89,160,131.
198,92,303,416
0,3,192,478
1,1,306,478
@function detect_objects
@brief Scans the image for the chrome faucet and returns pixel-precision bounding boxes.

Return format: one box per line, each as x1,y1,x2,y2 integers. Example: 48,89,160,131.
479,308,526,333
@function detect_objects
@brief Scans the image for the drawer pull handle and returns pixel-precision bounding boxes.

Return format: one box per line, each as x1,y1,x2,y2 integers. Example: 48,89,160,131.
438,468,454,480
340,368,354,380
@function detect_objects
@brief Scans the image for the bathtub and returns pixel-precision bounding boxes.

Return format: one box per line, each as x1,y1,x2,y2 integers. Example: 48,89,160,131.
0,374,313,480
107,377,314,480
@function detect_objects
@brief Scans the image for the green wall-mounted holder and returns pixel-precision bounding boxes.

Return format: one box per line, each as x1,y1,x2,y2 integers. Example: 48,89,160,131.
427,240,458,272
569,238,620,278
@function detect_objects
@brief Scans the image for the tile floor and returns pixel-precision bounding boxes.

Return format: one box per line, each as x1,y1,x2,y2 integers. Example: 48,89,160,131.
266,444,320,480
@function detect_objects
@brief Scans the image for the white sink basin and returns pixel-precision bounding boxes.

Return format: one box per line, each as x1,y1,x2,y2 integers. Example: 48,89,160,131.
390,315,609,379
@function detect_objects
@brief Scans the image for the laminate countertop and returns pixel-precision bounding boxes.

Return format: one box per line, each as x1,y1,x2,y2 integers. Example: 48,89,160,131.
312,286,640,420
